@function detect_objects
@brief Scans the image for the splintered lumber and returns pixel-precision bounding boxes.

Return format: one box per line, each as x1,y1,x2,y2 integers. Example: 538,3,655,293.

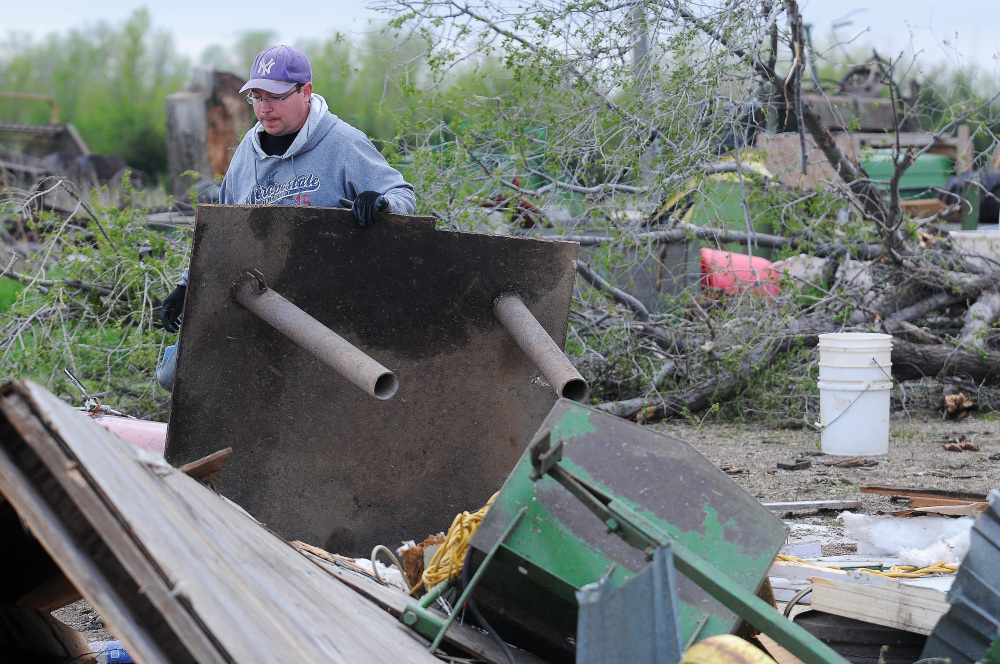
808,576,950,635
861,484,988,502
892,503,988,517
178,447,232,486
0,380,440,664
908,496,986,508
757,634,806,664
763,500,863,512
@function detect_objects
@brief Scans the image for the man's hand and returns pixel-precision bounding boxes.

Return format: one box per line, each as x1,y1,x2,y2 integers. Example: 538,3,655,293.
160,285,187,333
340,192,388,227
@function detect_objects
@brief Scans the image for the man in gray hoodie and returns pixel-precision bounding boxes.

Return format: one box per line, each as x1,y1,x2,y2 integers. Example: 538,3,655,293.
157,45,415,391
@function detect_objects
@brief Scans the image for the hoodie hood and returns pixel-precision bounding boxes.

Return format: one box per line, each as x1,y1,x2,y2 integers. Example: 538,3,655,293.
249,93,337,160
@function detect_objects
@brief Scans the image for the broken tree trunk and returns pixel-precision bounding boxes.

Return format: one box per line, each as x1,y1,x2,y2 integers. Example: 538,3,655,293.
891,339,1000,383
957,287,1000,350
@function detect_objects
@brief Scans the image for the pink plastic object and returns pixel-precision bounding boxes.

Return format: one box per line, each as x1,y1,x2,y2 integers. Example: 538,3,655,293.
700,247,780,296
90,415,167,456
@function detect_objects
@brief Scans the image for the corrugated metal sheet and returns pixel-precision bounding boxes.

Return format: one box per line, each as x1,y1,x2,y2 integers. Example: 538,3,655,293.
921,489,1000,663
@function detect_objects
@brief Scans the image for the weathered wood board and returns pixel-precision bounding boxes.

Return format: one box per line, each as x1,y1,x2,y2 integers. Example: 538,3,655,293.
0,380,441,663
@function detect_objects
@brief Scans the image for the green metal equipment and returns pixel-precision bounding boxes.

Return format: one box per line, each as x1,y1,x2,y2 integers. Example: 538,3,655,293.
401,400,851,664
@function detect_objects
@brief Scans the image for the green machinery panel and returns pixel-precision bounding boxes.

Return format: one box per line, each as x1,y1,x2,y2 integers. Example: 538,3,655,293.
467,400,788,656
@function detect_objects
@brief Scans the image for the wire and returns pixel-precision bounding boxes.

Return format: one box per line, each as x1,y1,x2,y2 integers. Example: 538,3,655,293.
462,547,517,664
782,585,814,618
370,544,406,586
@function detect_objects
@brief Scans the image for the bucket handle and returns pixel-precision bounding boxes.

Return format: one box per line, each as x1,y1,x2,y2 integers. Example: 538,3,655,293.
815,356,892,431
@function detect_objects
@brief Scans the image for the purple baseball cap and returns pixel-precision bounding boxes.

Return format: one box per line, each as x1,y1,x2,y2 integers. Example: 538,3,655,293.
239,45,312,94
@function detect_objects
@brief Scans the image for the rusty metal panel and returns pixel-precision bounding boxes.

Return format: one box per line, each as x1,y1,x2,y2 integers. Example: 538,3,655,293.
164,205,579,557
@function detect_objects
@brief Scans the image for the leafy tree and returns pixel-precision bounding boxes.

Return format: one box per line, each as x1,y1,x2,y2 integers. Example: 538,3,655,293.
376,0,1000,421
0,178,189,419
0,9,189,183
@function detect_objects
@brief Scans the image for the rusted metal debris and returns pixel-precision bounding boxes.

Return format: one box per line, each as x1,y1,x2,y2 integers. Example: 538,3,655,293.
493,292,588,401
165,205,580,556
232,269,398,400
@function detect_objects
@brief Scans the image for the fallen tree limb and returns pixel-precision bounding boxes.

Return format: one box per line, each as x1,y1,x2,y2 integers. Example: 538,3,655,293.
561,226,884,261
891,339,1000,383
576,260,650,321
596,334,803,421
957,288,1000,350
595,307,1000,421
0,267,124,301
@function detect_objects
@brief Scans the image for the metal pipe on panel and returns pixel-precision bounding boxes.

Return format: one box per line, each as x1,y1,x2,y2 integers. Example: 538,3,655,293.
494,293,589,402
233,271,398,400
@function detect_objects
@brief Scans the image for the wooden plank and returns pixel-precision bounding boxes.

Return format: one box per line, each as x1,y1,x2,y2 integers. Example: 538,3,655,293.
0,601,94,663
15,572,81,612
178,447,232,486
757,633,806,664
1,392,225,663
808,576,949,635
889,503,988,517
763,500,862,512
294,548,554,664
899,199,949,219
908,496,984,508
3,381,441,664
0,397,178,664
861,484,987,501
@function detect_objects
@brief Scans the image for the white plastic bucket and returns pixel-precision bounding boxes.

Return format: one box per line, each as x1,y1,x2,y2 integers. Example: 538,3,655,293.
817,333,893,455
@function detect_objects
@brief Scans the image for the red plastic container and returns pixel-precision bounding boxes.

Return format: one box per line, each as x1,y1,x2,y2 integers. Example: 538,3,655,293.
700,247,780,296
90,414,167,456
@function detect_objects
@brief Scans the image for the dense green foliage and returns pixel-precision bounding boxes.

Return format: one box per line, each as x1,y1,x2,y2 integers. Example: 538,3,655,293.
0,12,437,183
0,179,189,419
4,5,1000,424
0,11,188,181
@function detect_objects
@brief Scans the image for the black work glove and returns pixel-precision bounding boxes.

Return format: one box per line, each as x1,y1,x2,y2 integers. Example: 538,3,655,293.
160,285,186,333
340,192,388,227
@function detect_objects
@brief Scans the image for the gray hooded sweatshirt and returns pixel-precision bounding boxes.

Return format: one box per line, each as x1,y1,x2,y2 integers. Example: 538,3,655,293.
178,93,415,286
219,92,415,211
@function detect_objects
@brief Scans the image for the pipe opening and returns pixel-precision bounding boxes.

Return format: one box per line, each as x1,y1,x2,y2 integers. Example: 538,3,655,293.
373,372,399,400
560,378,590,403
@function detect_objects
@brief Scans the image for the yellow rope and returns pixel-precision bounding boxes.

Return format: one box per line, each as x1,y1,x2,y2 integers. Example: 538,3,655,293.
860,561,959,578
412,491,499,594
775,554,958,578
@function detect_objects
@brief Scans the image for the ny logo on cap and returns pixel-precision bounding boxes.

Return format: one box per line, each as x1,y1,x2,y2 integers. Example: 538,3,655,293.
258,58,276,76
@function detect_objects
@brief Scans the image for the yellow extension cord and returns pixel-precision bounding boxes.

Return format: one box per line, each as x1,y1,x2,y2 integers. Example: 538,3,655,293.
412,491,499,595
776,553,959,578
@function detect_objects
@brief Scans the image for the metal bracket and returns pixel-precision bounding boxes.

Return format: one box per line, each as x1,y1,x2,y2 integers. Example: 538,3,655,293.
528,427,851,664
400,506,528,652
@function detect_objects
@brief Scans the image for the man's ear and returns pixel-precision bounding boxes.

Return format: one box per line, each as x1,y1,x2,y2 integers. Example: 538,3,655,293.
302,82,313,101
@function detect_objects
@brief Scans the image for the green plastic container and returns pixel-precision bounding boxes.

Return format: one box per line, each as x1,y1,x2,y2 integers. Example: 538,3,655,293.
862,150,955,199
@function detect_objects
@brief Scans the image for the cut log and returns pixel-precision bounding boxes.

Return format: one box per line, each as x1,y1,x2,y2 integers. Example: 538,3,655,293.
891,339,1000,383
957,288,1000,350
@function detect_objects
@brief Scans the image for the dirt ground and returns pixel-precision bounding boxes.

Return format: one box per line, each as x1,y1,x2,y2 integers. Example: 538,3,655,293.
652,409,998,557
54,410,998,646
654,411,998,507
